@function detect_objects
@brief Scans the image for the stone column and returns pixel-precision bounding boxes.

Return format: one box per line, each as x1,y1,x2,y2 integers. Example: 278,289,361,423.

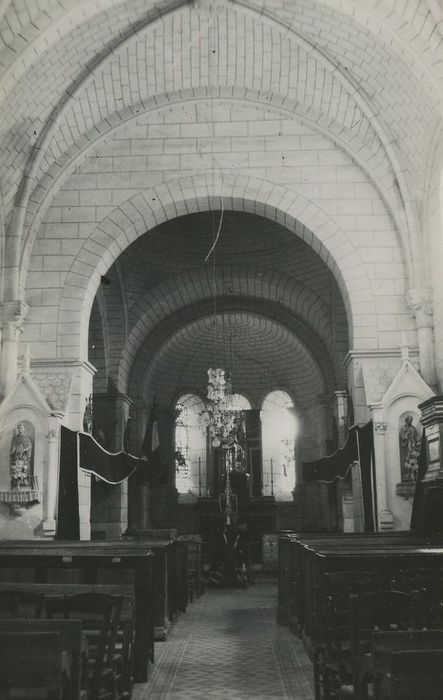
43,413,63,537
131,401,150,531
335,390,349,446
90,393,131,539
372,419,394,530
406,288,437,388
316,393,330,456
68,360,95,540
0,301,28,398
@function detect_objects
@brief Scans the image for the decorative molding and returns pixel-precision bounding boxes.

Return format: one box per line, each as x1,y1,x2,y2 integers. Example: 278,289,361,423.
374,422,388,434
406,288,433,328
30,358,97,375
344,347,419,369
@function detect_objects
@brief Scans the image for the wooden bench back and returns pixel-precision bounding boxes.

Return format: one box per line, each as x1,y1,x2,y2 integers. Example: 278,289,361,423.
390,649,443,699
0,619,83,699
0,582,134,620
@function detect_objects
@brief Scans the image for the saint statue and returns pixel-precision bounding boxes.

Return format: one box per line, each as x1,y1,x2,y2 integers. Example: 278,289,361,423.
10,423,33,488
399,415,421,482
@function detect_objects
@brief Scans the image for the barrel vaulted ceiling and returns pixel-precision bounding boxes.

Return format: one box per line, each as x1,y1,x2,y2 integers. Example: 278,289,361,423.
0,0,441,263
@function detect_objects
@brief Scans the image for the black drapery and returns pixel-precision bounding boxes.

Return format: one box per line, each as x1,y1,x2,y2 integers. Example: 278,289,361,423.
56,426,80,540
302,421,376,532
138,401,166,486
410,432,428,532
78,431,139,484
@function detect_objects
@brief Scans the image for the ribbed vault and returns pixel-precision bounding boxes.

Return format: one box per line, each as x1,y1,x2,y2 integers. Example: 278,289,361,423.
135,311,326,410
126,296,336,403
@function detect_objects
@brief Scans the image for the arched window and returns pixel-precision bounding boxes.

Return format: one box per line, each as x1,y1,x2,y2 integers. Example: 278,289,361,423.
225,393,252,411
261,390,298,500
174,394,207,496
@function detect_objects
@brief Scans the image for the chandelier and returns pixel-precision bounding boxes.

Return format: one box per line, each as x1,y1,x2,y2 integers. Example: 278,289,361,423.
201,368,236,447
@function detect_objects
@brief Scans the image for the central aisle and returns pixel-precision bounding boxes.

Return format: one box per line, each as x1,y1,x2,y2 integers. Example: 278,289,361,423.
134,577,314,700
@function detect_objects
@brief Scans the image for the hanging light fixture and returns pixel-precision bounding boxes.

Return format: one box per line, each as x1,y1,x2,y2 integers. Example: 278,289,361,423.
201,366,236,448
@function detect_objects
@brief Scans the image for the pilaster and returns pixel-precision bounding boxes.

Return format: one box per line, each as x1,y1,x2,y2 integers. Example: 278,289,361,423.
406,288,437,388
372,418,394,530
0,301,28,399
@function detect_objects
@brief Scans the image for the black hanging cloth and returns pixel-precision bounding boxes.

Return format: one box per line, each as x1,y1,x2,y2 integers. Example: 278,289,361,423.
302,421,376,532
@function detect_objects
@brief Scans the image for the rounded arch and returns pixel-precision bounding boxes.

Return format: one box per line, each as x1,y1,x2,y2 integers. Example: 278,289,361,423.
53,174,378,359
226,393,252,412
19,91,411,286
260,388,298,499
261,389,295,413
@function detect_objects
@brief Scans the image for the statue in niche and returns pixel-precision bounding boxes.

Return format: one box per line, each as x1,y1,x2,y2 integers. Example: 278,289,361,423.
399,415,421,482
10,423,33,489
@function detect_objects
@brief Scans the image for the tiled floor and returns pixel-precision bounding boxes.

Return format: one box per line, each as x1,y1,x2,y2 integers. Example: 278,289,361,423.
133,576,314,700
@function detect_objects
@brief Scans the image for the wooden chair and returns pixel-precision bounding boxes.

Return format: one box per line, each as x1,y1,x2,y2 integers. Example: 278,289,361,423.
0,582,135,698
45,592,123,700
0,617,88,700
372,630,443,700
0,589,44,619
415,577,443,629
312,572,377,700
0,630,67,699
386,649,443,699
340,590,421,700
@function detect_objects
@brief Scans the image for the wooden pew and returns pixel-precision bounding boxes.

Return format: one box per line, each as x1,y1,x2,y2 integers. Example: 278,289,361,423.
372,630,443,700
0,619,84,699
0,541,154,683
125,533,188,637
278,534,443,700
376,648,443,699
178,536,205,602
278,532,443,635
123,536,183,640
0,583,135,697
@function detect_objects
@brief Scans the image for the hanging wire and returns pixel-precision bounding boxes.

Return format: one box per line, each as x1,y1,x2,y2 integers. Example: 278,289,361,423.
204,200,224,262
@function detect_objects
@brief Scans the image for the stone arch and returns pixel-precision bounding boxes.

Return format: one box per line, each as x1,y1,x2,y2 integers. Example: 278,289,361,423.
19,90,411,289
6,1,424,291
55,174,377,361
115,265,340,392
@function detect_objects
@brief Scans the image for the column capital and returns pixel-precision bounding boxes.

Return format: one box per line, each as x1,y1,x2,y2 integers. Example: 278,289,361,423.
0,301,28,334
406,288,433,328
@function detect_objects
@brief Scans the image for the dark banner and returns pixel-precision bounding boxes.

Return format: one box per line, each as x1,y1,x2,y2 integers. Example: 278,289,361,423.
410,432,428,532
78,431,139,484
57,426,80,540
302,429,359,483
58,426,162,488
302,421,375,532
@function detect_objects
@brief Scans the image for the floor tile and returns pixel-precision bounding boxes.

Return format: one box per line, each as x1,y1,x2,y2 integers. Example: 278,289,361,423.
133,576,314,700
